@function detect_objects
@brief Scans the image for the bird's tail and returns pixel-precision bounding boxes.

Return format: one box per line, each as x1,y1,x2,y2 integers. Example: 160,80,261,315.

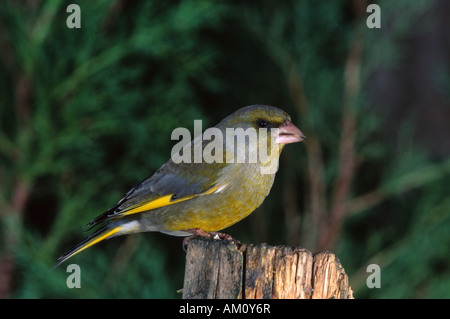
53,226,121,269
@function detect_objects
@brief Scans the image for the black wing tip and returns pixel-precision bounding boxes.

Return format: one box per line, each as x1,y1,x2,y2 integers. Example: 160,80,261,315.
52,226,109,270
52,247,76,270
51,256,68,270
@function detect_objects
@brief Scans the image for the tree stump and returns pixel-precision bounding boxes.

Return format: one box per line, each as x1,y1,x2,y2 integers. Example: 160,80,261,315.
182,237,353,299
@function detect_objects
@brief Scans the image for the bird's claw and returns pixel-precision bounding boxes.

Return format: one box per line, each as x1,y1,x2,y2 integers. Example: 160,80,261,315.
209,231,233,241
182,228,234,252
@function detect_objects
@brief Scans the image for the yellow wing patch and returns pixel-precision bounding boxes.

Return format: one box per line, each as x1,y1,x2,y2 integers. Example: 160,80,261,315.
119,183,224,217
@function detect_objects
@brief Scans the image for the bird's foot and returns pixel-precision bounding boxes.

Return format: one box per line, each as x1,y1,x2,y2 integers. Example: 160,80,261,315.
209,231,233,241
182,228,234,252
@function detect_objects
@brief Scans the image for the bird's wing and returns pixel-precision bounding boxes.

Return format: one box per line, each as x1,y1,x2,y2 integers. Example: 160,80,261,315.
87,160,228,228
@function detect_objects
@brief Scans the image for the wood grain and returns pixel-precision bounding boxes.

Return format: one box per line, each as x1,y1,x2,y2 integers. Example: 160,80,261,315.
182,237,353,299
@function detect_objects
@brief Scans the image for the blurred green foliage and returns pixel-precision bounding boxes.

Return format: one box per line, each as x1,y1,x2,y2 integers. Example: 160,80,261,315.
0,0,449,298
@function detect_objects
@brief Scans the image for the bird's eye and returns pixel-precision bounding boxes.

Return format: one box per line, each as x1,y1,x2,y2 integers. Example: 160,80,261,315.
257,119,269,128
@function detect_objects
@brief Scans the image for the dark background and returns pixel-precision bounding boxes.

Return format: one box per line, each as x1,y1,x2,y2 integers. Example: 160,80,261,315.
0,0,449,298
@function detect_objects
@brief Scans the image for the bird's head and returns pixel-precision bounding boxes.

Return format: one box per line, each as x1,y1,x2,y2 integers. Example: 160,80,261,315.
216,104,305,144
213,105,305,173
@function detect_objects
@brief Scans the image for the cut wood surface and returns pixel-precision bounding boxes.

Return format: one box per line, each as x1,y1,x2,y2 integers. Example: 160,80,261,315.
182,237,353,299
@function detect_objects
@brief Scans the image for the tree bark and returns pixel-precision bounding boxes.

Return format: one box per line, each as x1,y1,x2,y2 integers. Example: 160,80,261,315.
182,237,353,299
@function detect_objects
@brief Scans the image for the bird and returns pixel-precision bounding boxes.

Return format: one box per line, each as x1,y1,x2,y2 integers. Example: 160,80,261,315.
54,105,305,268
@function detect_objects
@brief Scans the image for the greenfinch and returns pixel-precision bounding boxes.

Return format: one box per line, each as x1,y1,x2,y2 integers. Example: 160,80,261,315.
55,105,305,267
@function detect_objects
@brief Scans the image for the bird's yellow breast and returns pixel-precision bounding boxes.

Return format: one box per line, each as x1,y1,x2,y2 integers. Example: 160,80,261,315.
159,165,275,232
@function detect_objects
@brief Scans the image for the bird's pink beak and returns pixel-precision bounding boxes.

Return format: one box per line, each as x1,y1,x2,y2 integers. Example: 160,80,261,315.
275,121,306,144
